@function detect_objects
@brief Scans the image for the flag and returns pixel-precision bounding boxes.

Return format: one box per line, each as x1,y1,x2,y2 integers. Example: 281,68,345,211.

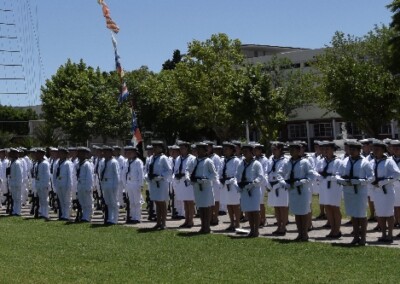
118,81,129,103
130,110,143,146
98,1,120,33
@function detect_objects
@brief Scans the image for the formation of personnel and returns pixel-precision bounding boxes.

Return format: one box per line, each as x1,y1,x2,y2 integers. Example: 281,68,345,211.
2,137,400,245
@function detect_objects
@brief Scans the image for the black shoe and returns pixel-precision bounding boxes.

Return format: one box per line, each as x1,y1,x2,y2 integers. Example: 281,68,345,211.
330,232,342,239
350,238,360,245
308,226,314,232
368,216,377,222
132,220,141,224
219,211,227,216
179,223,188,228
315,214,326,220
322,223,331,228
225,226,235,232
344,220,352,226
210,220,219,226
373,225,381,231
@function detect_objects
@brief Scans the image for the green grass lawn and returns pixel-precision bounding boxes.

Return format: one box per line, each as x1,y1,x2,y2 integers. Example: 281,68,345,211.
1,216,400,283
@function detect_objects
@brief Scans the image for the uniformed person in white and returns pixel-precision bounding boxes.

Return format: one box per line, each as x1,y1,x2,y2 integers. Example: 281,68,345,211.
186,142,217,234
113,146,126,208
253,143,269,227
34,148,51,219
369,140,400,243
204,141,222,226
236,144,264,237
53,147,73,221
174,141,196,228
337,141,374,246
220,142,241,231
123,146,144,224
145,141,172,230
278,142,314,241
8,148,23,216
99,146,120,225
76,147,94,222
266,142,289,236
315,141,343,238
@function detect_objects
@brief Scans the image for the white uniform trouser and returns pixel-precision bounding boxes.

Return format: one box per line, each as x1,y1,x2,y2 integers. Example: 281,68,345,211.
58,187,71,219
118,182,124,206
176,200,185,216
77,189,92,221
103,186,118,224
10,185,22,215
36,186,49,218
126,182,143,221
21,179,28,205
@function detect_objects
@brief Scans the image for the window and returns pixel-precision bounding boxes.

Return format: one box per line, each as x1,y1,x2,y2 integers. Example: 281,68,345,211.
288,124,307,139
380,123,391,135
254,51,258,57
345,122,362,136
313,123,332,137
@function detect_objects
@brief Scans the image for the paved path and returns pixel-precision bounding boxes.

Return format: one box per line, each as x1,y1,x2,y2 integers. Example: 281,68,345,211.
1,204,399,248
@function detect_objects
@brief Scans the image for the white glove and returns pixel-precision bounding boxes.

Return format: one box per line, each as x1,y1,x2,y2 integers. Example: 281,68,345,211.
350,179,360,185
272,182,281,190
378,179,391,187
294,179,307,187
226,178,235,185
279,180,289,189
144,174,150,182
153,176,163,182
199,179,209,185
330,176,337,182
244,183,255,191
215,179,221,186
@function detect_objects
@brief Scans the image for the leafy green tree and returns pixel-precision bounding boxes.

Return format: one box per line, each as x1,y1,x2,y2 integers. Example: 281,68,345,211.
41,59,131,144
314,26,400,136
0,105,38,135
174,33,245,140
387,0,400,73
162,50,182,70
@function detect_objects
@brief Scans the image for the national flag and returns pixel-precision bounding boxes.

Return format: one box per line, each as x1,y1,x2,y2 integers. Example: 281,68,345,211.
118,81,129,103
130,110,143,146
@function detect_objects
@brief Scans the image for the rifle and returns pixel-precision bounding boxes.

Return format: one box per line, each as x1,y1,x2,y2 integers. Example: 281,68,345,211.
371,177,393,194
318,171,332,189
5,172,13,215
145,189,155,220
148,173,160,188
341,175,359,194
97,183,108,224
31,192,39,218
123,192,131,222
219,173,231,191
56,195,62,219
285,178,302,195
238,181,252,197
72,193,82,222
190,176,206,191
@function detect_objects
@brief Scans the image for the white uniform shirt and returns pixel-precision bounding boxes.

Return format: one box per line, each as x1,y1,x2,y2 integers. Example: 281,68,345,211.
34,159,50,189
77,160,94,192
9,159,23,187
123,158,144,186
53,159,73,191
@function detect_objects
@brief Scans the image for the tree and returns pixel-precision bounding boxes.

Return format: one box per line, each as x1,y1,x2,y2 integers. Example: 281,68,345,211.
173,33,245,141
162,50,182,70
314,26,400,136
41,59,131,144
231,58,314,144
387,0,400,73
0,105,38,135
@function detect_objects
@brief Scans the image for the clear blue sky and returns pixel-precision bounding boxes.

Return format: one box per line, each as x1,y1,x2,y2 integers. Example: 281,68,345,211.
0,0,394,106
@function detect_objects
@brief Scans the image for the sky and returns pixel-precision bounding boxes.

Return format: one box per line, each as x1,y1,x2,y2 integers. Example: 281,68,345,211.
0,0,394,106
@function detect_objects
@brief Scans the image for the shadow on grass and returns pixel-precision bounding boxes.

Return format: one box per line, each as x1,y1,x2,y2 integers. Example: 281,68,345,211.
176,231,208,237
331,243,368,248
90,223,115,228
136,227,164,233
271,238,296,244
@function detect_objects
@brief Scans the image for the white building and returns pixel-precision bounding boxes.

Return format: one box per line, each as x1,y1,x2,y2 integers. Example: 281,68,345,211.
241,44,399,148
